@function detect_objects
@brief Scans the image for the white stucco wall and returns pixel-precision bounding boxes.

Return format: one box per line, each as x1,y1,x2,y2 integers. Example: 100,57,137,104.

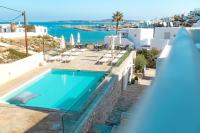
140,29,154,42
151,39,170,50
0,53,44,86
151,27,179,50
127,28,154,48
187,27,200,44
152,27,200,50
0,24,11,33
35,26,48,35
154,27,180,40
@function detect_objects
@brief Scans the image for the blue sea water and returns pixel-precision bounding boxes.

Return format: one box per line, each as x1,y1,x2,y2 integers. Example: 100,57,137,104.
30,21,116,44
4,69,106,111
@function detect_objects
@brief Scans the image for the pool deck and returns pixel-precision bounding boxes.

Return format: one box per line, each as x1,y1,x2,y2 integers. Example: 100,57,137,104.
0,50,111,97
0,50,117,133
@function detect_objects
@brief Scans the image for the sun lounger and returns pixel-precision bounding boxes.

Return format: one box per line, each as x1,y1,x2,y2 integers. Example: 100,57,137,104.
70,48,77,52
75,48,87,52
104,54,113,58
98,57,110,64
71,52,81,56
62,51,71,56
61,56,75,63
111,58,119,65
47,55,61,62
80,48,87,52
107,51,113,54
116,54,123,58
119,51,126,54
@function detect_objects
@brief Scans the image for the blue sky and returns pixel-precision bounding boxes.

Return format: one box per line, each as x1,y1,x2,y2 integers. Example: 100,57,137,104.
0,0,200,21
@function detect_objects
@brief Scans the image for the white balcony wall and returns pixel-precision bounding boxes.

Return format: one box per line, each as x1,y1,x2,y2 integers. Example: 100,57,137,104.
0,53,44,86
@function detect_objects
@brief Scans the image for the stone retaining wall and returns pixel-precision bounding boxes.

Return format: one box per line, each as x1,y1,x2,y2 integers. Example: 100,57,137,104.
72,51,135,133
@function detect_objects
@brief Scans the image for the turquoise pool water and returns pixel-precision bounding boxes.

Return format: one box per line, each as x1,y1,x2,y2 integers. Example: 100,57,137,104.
3,69,106,112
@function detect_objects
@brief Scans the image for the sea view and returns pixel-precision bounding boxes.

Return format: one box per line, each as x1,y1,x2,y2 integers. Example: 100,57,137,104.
30,21,116,44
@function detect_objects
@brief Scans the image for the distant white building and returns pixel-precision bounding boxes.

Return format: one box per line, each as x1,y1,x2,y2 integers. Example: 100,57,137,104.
0,24,48,38
189,8,200,16
104,28,154,49
105,27,200,50
35,26,48,35
151,27,179,50
16,27,24,33
0,24,11,33
151,27,200,50
193,20,200,27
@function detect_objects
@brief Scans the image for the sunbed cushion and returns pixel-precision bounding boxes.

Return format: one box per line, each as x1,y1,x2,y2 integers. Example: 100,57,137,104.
8,91,39,104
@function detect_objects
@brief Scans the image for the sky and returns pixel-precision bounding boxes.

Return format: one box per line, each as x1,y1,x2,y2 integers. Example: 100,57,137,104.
0,0,200,21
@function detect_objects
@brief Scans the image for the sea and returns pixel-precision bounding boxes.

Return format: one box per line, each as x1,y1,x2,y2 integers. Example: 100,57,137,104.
30,21,116,44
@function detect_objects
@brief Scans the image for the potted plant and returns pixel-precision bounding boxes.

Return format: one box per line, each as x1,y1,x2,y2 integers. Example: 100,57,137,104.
134,76,139,84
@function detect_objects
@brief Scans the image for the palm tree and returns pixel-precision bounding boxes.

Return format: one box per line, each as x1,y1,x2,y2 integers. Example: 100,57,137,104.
112,11,124,34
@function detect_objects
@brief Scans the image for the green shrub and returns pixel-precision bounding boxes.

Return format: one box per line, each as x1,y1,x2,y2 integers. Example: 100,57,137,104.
6,49,27,60
27,25,36,32
134,76,139,80
66,44,73,50
137,48,160,68
135,54,147,72
114,50,131,67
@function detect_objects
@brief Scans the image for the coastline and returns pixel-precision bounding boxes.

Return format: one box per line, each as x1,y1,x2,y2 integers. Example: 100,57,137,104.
63,25,96,31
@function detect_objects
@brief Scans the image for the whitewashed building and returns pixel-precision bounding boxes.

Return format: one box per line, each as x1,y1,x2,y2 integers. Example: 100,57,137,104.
35,26,48,35
15,27,24,33
0,24,48,38
151,27,200,50
151,27,179,50
193,20,200,27
104,28,154,49
0,24,11,33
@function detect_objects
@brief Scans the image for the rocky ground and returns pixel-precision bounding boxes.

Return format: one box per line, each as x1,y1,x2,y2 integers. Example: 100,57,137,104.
0,36,60,63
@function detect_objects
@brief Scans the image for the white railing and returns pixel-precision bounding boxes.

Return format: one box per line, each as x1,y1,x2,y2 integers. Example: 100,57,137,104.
0,53,44,86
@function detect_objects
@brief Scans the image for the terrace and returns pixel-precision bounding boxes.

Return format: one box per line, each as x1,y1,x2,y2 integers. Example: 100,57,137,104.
0,49,135,133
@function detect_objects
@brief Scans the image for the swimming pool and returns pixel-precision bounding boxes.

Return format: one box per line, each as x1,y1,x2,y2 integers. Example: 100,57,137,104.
2,69,106,112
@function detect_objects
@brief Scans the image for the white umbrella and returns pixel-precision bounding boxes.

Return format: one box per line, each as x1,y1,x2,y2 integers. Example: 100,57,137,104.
111,36,115,56
111,36,115,58
77,32,81,44
69,34,75,46
119,33,122,45
60,35,66,49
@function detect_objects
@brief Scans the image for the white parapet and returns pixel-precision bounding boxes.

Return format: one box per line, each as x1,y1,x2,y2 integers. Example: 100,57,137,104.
0,53,44,86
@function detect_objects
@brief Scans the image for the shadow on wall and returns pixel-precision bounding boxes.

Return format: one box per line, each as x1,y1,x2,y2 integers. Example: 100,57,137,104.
190,30,200,44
